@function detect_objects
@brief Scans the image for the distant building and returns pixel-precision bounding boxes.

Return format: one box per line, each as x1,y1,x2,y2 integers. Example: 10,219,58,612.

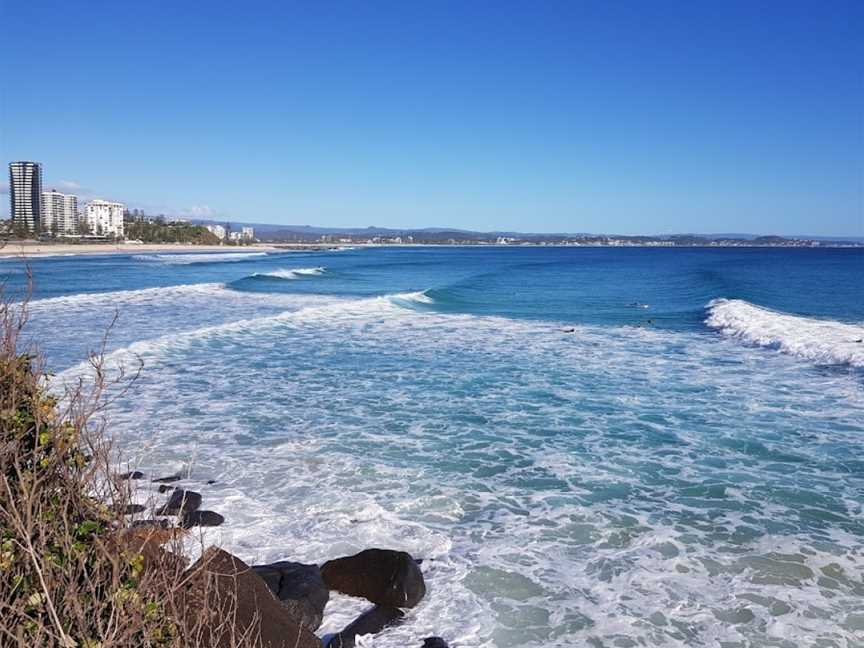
9,161,43,232
41,190,78,235
85,199,125,238
228,231,242,243
205,224,226,240
241,226,254,241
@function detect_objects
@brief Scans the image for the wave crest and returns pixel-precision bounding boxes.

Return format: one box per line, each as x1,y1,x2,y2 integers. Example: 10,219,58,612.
249,267,327,280
134,252,268,264
705,298,864,367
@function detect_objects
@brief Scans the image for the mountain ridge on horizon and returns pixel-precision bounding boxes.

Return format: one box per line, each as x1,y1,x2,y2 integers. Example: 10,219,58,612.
187,219,864,243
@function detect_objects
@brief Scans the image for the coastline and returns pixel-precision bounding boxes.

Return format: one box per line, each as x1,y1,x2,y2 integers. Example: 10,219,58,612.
0,241,284,258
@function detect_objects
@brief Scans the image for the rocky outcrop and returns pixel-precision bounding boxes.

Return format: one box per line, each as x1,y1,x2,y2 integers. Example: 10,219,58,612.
252,561,329,630
185,548,321,648
119,470,143,480
421,638,450,648
325,606,405,648
155,489,202,516
180,510,225,528
321,548,426,608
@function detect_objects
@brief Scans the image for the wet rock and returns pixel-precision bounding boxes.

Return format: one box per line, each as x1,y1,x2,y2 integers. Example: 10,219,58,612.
321,548,426,608
117,503,146,515
206,479,217,484
324,606,405,648
119,470,143,480
152,473,182,483
252,561,329,631
180,510,225,529
158,484,175,494
154,489,201,516
185,548,321,648
421,639,450,648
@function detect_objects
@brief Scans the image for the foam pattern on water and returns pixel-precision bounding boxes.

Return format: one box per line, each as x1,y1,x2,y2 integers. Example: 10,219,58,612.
26,283,347,369
59,296,864,647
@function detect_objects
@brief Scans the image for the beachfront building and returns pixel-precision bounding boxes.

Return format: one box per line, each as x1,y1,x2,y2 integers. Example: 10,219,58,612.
205,224,226,240
84,199,125,238
241,226,254,241
41,190,79,235
9,161,43,233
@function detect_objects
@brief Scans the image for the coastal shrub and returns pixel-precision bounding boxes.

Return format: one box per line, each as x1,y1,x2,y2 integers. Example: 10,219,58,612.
0,281,283,647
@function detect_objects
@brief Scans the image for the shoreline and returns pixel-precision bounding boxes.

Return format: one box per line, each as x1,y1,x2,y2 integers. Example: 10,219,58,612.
0,242,285,258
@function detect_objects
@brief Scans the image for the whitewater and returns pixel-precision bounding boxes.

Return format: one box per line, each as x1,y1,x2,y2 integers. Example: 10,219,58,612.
4,246,863,647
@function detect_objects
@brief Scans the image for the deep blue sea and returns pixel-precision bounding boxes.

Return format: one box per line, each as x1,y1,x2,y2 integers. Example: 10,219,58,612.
3,246,864,647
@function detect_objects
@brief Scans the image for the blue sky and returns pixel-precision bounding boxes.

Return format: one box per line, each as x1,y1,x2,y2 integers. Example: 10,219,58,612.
1,1,862,235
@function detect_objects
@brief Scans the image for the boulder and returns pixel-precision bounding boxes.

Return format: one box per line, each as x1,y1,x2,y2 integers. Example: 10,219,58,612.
152,473,182,483
181,510,225,528
117,503,146,515
421,638,450,648
321,548,426,608
183,548,321,648
158,484,175,494
119,470,143,480
324,605,405,648
252,561,329,631
155,489,202,516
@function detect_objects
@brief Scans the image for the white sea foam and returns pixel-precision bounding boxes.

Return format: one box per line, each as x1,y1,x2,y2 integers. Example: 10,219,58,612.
27,282,228,309
250,267,327,280
706,298,864,367
88,302,864,647
45,289,864,647
133,251,268,264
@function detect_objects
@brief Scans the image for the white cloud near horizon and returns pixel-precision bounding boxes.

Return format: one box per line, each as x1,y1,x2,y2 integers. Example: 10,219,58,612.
58,179,82,190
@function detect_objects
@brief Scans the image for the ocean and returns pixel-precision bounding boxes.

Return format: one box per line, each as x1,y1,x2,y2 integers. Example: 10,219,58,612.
3,246,863,647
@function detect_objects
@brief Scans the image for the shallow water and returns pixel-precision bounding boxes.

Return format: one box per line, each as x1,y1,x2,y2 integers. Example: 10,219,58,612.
3,246,863,647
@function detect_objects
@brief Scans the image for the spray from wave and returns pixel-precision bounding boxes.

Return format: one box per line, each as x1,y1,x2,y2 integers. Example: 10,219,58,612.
249,267,327,280
705,298,864,367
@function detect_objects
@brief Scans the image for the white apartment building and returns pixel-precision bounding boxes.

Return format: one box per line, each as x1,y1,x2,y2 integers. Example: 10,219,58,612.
205,224,226,240
241,226,254,241
41,190,78,235
85,199,125,238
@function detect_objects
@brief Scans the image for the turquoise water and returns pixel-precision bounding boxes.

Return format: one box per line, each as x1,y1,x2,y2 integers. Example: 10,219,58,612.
3,247,864,647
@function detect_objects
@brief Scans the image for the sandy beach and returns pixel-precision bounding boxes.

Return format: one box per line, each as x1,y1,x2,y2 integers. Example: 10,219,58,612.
0,242,284,258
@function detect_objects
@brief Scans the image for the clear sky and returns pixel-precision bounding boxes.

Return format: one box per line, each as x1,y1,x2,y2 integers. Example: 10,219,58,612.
1,1,862,236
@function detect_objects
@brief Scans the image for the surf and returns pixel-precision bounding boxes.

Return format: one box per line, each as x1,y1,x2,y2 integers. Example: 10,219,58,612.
705,298,864,367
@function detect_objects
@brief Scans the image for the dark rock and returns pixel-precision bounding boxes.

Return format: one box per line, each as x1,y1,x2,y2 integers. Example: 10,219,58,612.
321,548,426,608
421,639,450,648
158,484,175,494
180,510,225,529
152,473,182,483
324,606,405,648
117,503,146,515
206,479,217,484
252,561,329,631
184,548,321,648
119,470,143,480
155,489,202,516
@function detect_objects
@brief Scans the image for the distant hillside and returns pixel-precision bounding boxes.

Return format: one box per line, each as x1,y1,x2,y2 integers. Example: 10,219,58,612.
189,220,863,245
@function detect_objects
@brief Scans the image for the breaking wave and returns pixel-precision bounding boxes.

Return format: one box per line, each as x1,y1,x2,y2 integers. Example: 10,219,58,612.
27,283,228,309
389,290,436,308
249,267,327,280
705,298,864,367
133,252,268,264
